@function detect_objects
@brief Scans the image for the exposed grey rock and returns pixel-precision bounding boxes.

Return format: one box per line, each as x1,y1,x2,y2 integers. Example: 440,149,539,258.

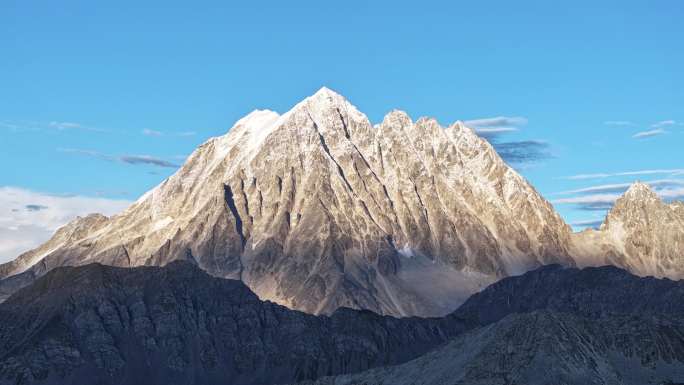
1,260,683,385
0,261,464,385
451,263,684,326
298,263,684,385
0,87,573,317
298,311,684,385
572,182,684,279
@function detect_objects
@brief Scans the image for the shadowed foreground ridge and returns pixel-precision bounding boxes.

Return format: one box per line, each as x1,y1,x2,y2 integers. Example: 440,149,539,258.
0,261,463,385
2,262,684,385
302,264,684,385
452,263,684,325
300,310,684,385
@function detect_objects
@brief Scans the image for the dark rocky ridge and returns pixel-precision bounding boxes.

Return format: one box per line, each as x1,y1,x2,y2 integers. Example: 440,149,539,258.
301,264,684,385
300,311,684,385
0,261,463,385
1,261,684,385
452,264,684,326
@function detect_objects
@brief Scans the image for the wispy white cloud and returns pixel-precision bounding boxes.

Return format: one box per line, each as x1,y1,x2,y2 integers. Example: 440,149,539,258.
464,116,527,135
633,128,667,139
569,218,604,228
658,187,684,200
561,169,684,180
176,131,197,137
462,116,552,165
2,120,108,133
553,193,620,205
471,127,519,134
491,140,552,164
604,121,634,126
59,148,179,168
0,121,20,131
465,116,528,127
119,155,178,168
0,187,131,262
555,179,684,195
49,121,82,130
142,128,163,136
141,129,196,137
651,120,677,128
552,187,684,211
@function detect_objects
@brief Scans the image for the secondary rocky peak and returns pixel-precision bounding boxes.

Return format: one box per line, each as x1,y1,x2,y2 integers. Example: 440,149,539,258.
607,181,664,225
621,181,659,201
572,179,684,279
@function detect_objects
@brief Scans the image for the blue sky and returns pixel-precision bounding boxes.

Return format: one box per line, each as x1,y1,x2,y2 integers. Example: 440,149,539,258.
1,1,682,260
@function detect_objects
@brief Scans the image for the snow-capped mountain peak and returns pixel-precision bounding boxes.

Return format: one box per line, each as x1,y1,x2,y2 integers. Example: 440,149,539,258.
621,181,659,201
0,88,637,318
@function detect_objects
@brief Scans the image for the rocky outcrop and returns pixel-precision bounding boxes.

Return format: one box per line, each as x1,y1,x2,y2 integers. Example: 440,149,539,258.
298,311,684,385
0,87,573,317
451,263,684,326
1,260,683,385
0,262,464,385
572,182,684,279
300,264,684,385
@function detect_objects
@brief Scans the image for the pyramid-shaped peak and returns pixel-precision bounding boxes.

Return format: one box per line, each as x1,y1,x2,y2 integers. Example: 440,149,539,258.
313,86,339,97
292,86,368,123
623,181,658,199
306,86,349,104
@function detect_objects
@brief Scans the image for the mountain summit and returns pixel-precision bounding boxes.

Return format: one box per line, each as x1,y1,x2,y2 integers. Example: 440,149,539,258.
572,181,684,278
1,88,576,316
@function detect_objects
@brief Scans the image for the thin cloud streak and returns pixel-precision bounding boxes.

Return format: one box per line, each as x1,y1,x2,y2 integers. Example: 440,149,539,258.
491,140,552,164
464,116,528,128
142,128,163,136
552,187,684,211
59,148,179,168
119,155,178,168
177,131,197,137
141,129,197,137
553,193,621,205
570,219,604,228
633,128,667,139
463,115,552,165
651,120,676,128
555,179,684,195
604,121,634,126
465,116,527,139
561,169,684,180
473,127,519,134
49,121,82,130
25,204,48,212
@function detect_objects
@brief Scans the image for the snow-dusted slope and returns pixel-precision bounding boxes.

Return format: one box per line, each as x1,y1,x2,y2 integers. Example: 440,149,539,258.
572,182,684,278
0,87,574,316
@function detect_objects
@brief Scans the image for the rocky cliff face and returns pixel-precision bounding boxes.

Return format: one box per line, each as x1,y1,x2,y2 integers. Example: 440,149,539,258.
299,264,684,385
451,263,684,325
0,262,463,385
0,87,573,316
572,182,684,279
298,311,684,385
2,260,683,385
